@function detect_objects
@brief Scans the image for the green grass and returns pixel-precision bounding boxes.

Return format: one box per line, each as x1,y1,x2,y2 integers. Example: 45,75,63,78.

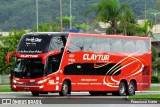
129,94,160,100
148,87,160,91
0,83,10,85
0,85,12,92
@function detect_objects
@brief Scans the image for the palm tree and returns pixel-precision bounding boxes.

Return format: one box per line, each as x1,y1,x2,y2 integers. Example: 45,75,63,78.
139,19,154,37
92,0,136,34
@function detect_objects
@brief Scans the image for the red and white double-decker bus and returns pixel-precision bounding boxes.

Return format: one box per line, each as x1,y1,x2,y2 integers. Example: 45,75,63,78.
6,32,152,96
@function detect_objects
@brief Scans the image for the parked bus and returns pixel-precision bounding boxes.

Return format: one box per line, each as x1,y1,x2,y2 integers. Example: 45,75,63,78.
6,32,152,96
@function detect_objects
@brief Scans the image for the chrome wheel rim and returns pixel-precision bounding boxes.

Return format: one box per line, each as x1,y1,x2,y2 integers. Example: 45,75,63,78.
63,84,68,94
120,85,125,94
129,84,134,93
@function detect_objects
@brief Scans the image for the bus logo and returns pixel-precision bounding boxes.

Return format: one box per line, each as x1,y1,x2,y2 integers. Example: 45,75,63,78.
30,80,35,82
83,54,110,61
20,55,38,58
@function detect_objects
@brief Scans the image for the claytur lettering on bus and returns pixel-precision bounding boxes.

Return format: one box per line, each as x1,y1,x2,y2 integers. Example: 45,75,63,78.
83,54,110,61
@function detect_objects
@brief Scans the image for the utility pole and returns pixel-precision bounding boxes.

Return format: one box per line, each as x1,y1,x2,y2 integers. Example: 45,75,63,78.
36,0,39,32
70,0,72,30
145,0,146,20
151,12,160,33
60,0,63,31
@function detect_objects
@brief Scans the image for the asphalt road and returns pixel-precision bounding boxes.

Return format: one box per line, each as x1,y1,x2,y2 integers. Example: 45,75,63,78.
0,92,159,104
0,92,127,98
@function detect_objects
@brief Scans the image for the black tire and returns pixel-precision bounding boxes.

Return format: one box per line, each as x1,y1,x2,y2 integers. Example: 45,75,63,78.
127,81,135,96
31,91,39,96
112,92,118,96
100,92,108,96
118,82,126,96
59,81,69,96
89,91,107,96
89,91,100,96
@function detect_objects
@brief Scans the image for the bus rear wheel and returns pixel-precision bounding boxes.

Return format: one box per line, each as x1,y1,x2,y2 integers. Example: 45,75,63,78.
118,81,126,96
127,81,135,96
59,81,69,96
31,91,39,96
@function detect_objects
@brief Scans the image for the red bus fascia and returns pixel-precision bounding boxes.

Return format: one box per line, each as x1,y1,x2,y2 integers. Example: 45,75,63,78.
16,50,61,64
6,51,16,64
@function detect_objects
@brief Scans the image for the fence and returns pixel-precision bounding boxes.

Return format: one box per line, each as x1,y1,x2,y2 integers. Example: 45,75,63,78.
0,75,10,84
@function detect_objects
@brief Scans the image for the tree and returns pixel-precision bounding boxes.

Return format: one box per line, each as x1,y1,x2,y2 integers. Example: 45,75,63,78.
0,30,26,75
117,4,137,35
73,23,89,31
56,16,75,30
138,19,153,37
87,0,136,34
36,22,61,32
152,46,160,76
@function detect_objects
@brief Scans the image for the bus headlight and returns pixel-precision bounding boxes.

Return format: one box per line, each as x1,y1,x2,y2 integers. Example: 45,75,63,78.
37,80,43,84
13,80,17,84
37,79,48,84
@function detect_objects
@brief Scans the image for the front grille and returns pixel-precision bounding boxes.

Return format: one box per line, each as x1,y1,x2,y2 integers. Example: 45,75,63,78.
17,82,37,85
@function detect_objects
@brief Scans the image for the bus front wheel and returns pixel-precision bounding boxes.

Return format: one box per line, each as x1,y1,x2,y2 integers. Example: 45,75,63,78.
31,91,39,96
59,81,69,96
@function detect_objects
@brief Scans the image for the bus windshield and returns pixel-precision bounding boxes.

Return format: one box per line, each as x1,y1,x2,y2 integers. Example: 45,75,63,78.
14,58,44,78
17,34,67,54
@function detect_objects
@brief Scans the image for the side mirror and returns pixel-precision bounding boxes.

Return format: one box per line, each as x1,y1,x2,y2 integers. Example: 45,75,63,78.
42,51,61,64
61,47,64,51
6,51,16,64
67,50,71,54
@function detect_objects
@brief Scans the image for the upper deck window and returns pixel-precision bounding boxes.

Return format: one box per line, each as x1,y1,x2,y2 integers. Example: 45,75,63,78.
83,37,97,52
123,40,136,53
96,38,110,52
68,36,84,52
110,38,123,53
135,40,150,53
68,35,150,54
49,36,65,51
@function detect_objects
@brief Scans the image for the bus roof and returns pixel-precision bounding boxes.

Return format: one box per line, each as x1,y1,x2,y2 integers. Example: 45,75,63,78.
26,32,150,41
26,32,69,36
69,33,151,41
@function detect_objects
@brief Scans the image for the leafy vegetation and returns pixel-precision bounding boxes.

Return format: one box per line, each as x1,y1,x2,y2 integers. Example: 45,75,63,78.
151,75,160,83
86,0,154,36
0,30,26,75
32,16,89,32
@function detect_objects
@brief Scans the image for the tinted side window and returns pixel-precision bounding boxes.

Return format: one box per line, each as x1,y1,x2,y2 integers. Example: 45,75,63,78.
135,40,150,53
49,37,64,51
123,40,136,53
96,38,110,52
83,37,97,52
68,36,84,52
110,38,123,53
64,63,121,75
